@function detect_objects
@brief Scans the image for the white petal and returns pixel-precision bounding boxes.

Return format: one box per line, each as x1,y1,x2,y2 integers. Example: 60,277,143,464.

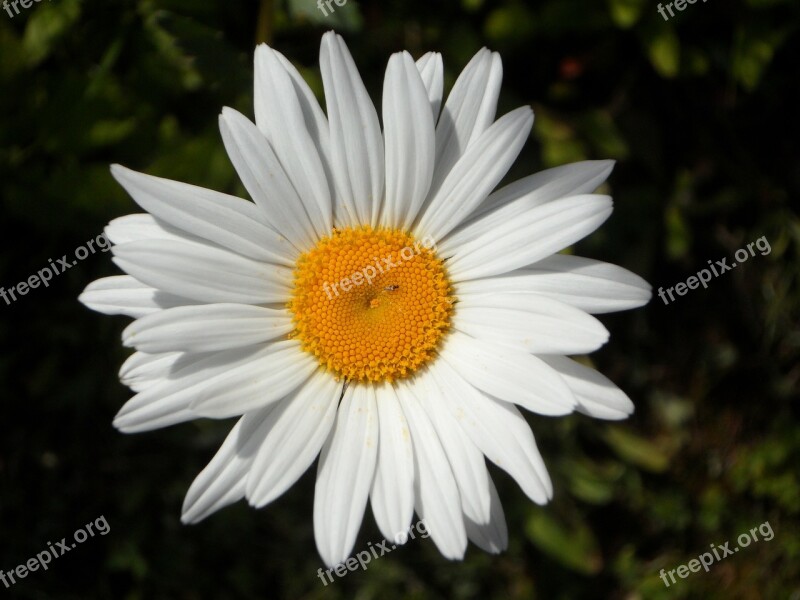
110,165,294,265
253,45,333,236
456,254,652,314
440,160,615,255
219,107,319,250
114,351,221,433
455,293,609,354
272,51,335,182
415,107,533,241
415,52,443,123
464,474,508,553
396,379,467,560
428,358,552,503
79,275,194,319
369,384,415,543
440,331,576,416
246,371,340,507
314,385,379,567
381,51,435,230
118,350,184,392
105,214,188,245
116,343,312,429
420,373,492,525
111,238,292,305
430,49,502,197
458,254,651,314
446,194,613,281
541,355,635,420
181,407,277,524
113,395,195,433
122,303,293,353
487,159,614,211
320,31,385,227
188,341,317,419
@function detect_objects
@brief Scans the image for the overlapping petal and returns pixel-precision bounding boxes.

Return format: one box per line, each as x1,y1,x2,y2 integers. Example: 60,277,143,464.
456,254,652,314
314,385,378,566
415,52,444,122
441,331,577,416
122,304,293,354
396,379,467,560
79,275,195,319
429,358,553,504
254,44,333,236
246,371,341,507
118,350,186,392
320,31,385,227
445,194,614,281
370,384,415,543
421,373,492,525
455,293,609,354
181,408,277,524
382,51,436,230
429,48,502,197
112,238,292,305
415,107,533,241
439,160,615,254
219,107,320,251
110,165,294,265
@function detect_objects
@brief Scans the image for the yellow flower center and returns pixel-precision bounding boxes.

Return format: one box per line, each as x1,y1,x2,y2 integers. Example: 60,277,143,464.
288,226,454,383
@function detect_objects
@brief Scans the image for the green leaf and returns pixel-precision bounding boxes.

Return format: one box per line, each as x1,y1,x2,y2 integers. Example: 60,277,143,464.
525,509,603,575
603,426,672,473
665,201,691,260
579,110,630,160
731,26,789,90
485,5,534,44
534,109,589,167
561,457,624,505
608,0,647,29
645,27,680,78
22,0,81,66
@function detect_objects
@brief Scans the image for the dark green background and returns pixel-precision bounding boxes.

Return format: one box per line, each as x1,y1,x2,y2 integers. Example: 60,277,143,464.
1,0,798,598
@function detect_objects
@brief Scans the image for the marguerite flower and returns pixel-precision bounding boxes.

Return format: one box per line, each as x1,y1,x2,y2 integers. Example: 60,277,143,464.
80,32,651,567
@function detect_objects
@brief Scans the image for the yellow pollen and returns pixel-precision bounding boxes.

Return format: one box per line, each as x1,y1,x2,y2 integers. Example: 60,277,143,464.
287,226,455,383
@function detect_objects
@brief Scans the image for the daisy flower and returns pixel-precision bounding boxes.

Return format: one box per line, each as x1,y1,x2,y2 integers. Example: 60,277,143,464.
80,31,651,567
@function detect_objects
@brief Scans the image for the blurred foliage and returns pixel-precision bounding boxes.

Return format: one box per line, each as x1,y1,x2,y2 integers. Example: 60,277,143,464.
1,0,799,598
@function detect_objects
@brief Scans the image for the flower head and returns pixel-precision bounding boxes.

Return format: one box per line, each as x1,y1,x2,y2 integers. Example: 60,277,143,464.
80,31,651,567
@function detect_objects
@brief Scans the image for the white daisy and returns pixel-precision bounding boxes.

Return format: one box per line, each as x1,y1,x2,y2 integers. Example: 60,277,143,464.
80,31,651,567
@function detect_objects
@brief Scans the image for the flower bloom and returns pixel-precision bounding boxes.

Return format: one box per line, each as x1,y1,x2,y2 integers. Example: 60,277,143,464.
80,31,651,567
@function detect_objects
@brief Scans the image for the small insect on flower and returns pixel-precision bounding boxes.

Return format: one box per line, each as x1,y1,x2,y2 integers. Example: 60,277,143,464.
80,31,651,567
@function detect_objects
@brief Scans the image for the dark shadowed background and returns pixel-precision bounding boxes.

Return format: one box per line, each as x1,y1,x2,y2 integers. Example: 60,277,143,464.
1,0,799,598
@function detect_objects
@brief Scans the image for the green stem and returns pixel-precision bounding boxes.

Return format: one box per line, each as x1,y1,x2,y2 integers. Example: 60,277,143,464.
255,0,273,45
